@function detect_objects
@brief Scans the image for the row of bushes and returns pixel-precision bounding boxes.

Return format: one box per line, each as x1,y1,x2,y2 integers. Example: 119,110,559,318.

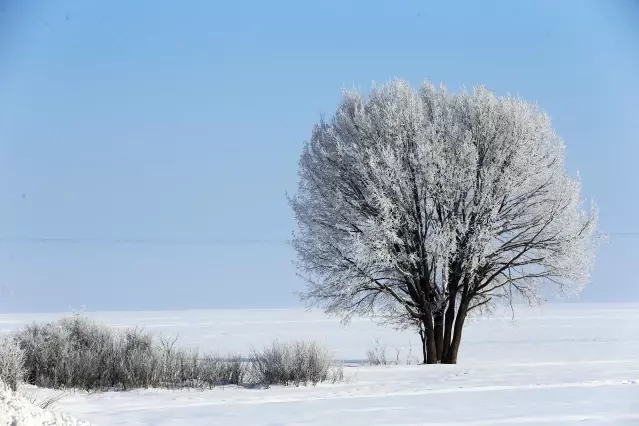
0,313,342,391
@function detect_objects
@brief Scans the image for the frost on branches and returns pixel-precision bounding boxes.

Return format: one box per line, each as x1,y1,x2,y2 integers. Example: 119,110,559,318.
290,80,598,364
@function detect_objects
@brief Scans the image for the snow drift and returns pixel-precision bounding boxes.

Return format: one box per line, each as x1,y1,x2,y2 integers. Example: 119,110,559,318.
0,380,91,426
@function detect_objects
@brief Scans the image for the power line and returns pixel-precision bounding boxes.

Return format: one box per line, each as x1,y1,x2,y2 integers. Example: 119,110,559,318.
0,237,289,246
0,232,636,246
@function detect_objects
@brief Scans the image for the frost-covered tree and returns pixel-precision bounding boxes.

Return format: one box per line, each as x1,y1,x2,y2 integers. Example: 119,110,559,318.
290,79,598,364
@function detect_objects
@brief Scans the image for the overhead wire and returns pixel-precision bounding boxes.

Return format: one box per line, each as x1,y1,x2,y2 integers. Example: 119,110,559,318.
0,232,637,246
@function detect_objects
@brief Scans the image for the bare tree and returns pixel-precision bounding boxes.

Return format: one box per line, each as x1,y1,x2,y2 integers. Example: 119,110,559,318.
290,79,598,364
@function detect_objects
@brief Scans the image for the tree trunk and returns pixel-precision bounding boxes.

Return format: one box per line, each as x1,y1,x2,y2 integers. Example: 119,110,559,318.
443,302,468,364
419,326,427,365
441,287,457,362
421,313,438,364
433,309,444,362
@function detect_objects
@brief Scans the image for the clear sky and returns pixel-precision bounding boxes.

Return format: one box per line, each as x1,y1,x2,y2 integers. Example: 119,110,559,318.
0,0,638,313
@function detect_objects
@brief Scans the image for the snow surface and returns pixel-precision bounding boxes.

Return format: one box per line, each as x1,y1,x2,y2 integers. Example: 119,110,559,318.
0,380,91,426
1,303,638,425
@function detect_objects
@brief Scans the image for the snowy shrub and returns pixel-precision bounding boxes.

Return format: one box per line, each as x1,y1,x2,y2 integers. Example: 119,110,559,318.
366,340,419,366
196,354,246,388
328,362,344,383
366,339,389,366
116,327,157,389
250,340,339,386
0,335,25,392
15,314,120,390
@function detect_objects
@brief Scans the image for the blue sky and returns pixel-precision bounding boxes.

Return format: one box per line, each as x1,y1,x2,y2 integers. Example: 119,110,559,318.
0,0,638,313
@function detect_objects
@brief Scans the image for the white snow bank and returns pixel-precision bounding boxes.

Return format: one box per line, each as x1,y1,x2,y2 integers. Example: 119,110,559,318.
0,380,91,426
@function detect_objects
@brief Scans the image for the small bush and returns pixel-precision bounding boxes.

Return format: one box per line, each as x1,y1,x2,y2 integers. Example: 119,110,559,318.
197,354,246,388
250,340,338,386
366,339,389,366
0,335,25,391
15,314,122,390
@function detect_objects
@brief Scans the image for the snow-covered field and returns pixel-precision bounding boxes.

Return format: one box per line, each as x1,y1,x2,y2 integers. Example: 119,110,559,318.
1,303,638,425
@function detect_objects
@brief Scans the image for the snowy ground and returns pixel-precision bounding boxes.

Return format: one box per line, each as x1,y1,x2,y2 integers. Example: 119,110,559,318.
1,303,638,425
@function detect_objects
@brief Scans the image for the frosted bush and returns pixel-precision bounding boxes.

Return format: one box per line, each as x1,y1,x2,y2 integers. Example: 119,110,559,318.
250,340,340,386
0,335,25,392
